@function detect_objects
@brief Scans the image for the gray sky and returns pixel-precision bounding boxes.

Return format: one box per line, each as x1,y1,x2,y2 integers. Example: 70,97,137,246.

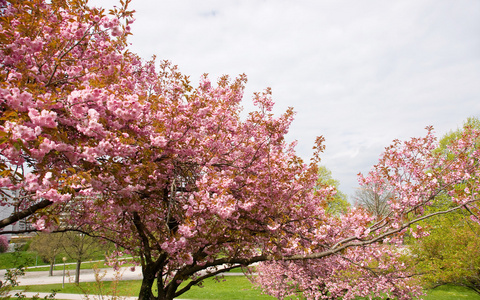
91,0,480,198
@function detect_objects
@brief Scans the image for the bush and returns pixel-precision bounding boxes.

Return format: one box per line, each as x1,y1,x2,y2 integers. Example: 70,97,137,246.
0,235,9,253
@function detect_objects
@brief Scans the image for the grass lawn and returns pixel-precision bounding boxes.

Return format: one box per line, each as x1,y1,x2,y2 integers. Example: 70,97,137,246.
0,251,39,269
178,276,276,300
421,285,480,300
16,277,480,300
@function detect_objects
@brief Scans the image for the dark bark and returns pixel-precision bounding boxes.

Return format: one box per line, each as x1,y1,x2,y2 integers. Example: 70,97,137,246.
0,199,53,229
49,261,54,276
138,264,157,300
463,283,480,295
137,263,181,300
74,260,81,284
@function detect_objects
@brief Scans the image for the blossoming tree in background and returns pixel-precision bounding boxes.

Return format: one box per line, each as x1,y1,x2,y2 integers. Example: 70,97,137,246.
256,126,480,299
2,1,480,300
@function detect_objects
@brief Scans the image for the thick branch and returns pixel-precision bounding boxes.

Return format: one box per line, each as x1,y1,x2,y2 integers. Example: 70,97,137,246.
132,211,153,264
0,199,53,229
286,200,478,261
0,228,39,235
174,264,242,297
178,255,267,280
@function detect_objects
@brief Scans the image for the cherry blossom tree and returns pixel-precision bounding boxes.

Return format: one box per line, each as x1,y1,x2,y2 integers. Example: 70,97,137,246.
255,126,480,299
255,243,419,300
65,75,336,300
2,1,480,300
1,1,333,299
0,234,8,253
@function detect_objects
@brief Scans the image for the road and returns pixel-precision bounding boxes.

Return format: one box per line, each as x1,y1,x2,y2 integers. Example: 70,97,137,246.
4,266,143,285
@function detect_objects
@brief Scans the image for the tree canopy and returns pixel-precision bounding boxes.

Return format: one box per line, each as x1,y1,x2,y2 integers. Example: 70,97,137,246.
353,181,391,220
316,165,350,215
411,209,480,294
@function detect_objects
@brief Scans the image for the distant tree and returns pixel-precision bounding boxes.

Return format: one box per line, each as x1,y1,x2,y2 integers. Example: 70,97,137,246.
411,210,480,294
353,182,392,220
61,232,104,284
438,117,480,151
409,117,480,294
30,232,63,276
316,166,350,215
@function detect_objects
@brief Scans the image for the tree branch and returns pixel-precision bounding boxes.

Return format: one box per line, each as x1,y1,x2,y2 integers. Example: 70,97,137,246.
0,199,53,229
286,199,479,261
174,264,242,297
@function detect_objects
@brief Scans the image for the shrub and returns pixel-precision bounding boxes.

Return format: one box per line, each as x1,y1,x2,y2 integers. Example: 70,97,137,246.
0,235,9,253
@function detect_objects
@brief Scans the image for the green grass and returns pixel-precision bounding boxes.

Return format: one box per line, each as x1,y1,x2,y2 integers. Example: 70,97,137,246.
179,276,275,299
421,285,480,300
0,251,38,269
0,251,74,269
182,283,480,300
355,285,480,300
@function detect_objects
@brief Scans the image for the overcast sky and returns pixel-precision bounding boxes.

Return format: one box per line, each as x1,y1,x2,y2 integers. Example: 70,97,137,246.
91,0,480,198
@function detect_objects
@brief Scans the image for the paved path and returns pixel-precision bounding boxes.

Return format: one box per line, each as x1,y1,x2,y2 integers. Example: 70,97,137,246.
6,267,144,286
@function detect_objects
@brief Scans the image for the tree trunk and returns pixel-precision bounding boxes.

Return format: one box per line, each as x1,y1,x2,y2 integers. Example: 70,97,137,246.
138,262,177,300
138,273,156,300
74,260,81,284
49,261,54,276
